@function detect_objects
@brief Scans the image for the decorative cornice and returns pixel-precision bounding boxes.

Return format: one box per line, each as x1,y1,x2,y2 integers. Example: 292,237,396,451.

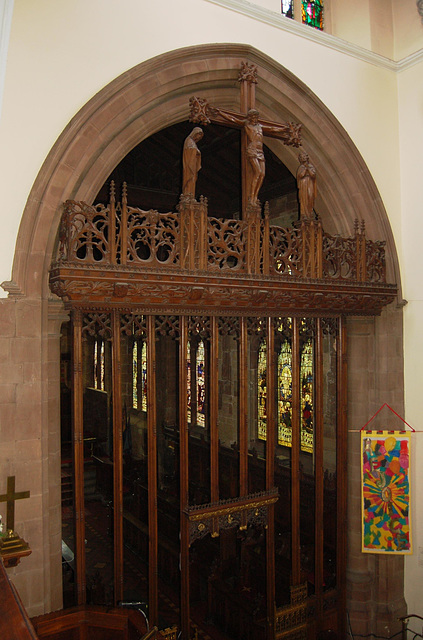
49,263,397,317
205,0,423,72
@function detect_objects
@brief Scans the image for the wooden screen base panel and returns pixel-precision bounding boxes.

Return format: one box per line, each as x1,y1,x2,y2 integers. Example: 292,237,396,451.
0,559,38,640
31,606,150,640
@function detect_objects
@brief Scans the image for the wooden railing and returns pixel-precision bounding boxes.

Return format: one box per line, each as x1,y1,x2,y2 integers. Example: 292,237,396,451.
55,186,386,284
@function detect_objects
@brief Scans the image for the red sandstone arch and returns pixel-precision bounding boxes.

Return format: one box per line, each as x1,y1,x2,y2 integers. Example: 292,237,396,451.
7,43,401,299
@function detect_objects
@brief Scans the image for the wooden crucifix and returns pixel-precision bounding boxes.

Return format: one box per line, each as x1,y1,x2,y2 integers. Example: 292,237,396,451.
189,61,302,217
0,475,30,533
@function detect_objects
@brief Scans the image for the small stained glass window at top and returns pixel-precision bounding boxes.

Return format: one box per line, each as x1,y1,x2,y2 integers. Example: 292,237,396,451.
302,0,323,30
281,0,293,18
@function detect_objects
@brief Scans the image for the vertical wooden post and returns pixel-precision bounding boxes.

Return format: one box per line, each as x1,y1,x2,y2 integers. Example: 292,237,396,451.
316,219,323,278
147,315,158,627
179,316,190,640
263,203,270,276
337,317,348,640
356,220,367,282
314,318,324,625
109,181,116,265
198,198,208,271
121,183,128,266
189,202,195,271
112,310,123,604
291,316,301,585
210,316,219,503
266,317,275,640
239,317,248,497
72,309,86,605
179,198,187,270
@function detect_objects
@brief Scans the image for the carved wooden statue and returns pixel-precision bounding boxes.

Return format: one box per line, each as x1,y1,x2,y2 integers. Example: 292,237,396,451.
182,127,204,198
297,151,317,218
189,62,302,216
208,107,301,206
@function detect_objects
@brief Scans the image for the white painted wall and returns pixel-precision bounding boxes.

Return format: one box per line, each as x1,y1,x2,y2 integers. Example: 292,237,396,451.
0,0,423,616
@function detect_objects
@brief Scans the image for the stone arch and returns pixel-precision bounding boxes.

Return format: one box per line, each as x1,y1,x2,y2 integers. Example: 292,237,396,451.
8,42,401,299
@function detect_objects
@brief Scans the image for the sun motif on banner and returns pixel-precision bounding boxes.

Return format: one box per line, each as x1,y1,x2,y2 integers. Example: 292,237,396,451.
361,434,411,553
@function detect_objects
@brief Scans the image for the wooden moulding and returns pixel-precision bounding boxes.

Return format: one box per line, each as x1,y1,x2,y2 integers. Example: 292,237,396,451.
50,264,397,317
184,488,279,544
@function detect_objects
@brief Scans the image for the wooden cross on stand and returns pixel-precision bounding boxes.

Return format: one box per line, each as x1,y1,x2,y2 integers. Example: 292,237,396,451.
189,61,302,218
0,475,30,533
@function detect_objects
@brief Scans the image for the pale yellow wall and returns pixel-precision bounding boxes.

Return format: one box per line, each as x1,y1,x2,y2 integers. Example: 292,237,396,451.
0,0,415,289
0,0,423,617
398,58,423,616
393,0,423,59
331,0,372,51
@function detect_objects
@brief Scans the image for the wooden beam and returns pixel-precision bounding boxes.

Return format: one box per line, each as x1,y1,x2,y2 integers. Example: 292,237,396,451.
112,310,123,604
147,315,158,626
72,309,86,605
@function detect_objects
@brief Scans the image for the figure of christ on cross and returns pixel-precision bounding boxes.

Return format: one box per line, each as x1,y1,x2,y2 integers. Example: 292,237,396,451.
189,96,302,214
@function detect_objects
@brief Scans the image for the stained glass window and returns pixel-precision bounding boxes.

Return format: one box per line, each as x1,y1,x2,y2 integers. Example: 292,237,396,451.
258,341,267,441
187,342,191,425
196,340,206,427
301,0,323,30
94,339,105,391
281,0,293,18
300,337,314,453
132,341,138,409
278,340,293,447
132,341,147,411
141,341,147,412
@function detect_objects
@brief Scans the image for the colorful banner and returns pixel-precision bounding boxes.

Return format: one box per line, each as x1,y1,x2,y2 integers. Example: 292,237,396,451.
361,431,412,554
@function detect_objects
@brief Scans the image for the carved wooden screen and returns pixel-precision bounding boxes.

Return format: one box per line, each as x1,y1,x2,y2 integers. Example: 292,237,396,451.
52,178,396,640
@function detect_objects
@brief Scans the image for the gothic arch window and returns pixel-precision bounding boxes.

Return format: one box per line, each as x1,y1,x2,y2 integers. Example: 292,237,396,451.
196,340,206,428
94,339,105,391
132,340,147,411
302,0,323,29
187,341,192,424
132,340,138,408
141,341,147,411
186,338,208,428
300,332,314,454
258,340,267,441
278,338,293,447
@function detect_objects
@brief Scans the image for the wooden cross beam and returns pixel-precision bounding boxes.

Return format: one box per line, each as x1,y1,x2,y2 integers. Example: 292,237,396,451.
189,61,302,217
0,476,30,533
